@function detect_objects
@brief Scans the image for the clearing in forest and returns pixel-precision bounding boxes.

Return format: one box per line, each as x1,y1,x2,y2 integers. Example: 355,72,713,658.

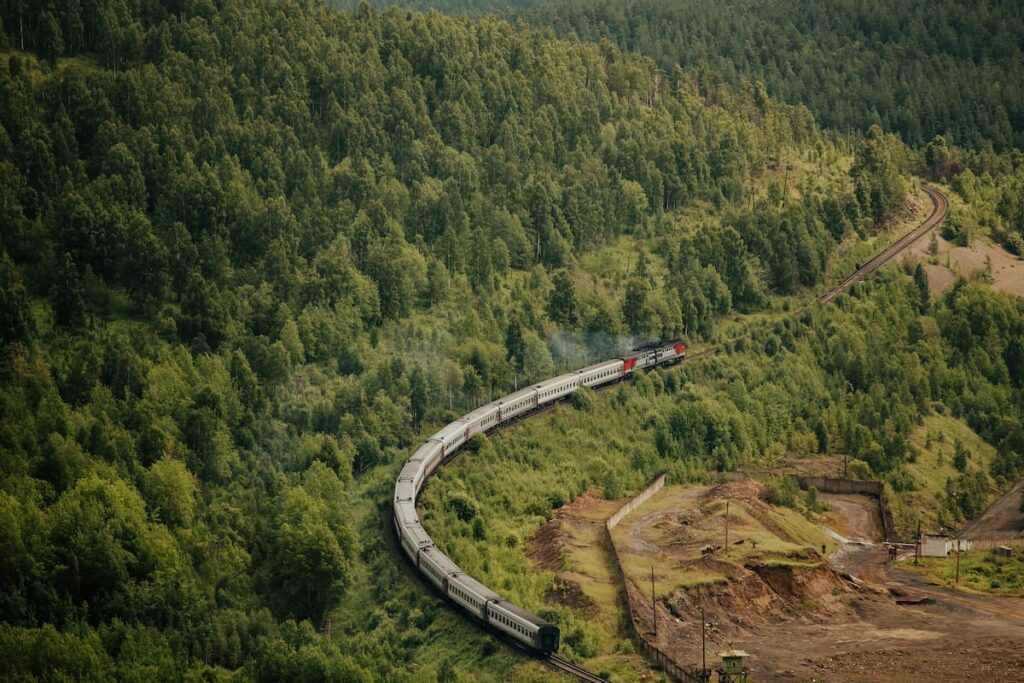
599,479,1024,682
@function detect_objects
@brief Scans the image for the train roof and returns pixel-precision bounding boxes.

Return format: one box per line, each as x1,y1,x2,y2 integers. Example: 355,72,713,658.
629,338,684,352
420,546,461,575
495,386,537,404
430,419,468,443
398,460,424,482
409,440,442,462
449,572,500,602
462,403,499,421
577,359,623,373
534,372,580,389
492,600,553,627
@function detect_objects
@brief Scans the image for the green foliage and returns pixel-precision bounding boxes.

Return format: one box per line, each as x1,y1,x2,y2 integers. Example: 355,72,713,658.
851,125,910,227
570,386,594,412
511,0,1024,150
761,476,801,510
445,491,480,522
262,464,358,623
0,0,1020,678
910,548,1024,595
952,440,970,472
547,271,579,327
0,252,34,345
143,457,198,528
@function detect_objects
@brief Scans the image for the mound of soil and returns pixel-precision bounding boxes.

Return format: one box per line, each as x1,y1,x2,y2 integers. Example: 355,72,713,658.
667,562,853,629
530,514,565,571
529,488,609,571
545,577,598,617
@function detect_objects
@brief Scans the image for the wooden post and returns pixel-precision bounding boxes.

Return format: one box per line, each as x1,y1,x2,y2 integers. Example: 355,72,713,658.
651,565,656,637
955,538,961,587
700,605,707,674
915,520,921,565
651,565,659,638
724,500,730,555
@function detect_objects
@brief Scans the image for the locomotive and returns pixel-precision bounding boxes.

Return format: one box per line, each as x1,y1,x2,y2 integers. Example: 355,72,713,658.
392,340,687,653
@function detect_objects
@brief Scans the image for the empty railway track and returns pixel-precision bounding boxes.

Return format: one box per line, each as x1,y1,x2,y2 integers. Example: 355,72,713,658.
818,184,949,304
544,654,609,682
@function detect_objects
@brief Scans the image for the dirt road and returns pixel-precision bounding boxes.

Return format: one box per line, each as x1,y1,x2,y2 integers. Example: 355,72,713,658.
611,481,1024,682
962,475,1024,539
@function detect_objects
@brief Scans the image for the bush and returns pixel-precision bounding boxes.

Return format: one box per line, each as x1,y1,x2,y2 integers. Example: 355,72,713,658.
445,492,479,522
847,459,873,480
571,386,595,411
761,475,801,510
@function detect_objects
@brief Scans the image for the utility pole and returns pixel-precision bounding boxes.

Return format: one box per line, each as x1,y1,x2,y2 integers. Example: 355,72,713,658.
915,520,921,565
700,605,707,674
651,566,657,637
724,500,730,555
955,538,961,587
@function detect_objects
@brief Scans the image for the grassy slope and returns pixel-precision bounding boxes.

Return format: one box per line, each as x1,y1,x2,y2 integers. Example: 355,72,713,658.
902,548,1024,596
889,413,999,536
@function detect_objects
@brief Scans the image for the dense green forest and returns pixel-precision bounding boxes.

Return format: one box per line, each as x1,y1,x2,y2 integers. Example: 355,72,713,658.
521,0,1024,149
2,0,1024,680
0,0,889,679
351,0,1024,150
420,270,1024,673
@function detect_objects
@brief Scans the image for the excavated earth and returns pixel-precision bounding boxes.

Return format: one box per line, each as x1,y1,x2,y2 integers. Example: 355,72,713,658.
604,482,1024,681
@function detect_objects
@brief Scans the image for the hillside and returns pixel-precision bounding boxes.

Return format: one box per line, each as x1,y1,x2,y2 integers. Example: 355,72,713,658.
3,0,1024,681
0,0,885,679
351,0,1024,150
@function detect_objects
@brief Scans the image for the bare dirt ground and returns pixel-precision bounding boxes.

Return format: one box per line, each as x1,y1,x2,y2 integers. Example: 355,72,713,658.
530,488,621,605
601,482,1024,682
818,494,883,544
903,229,1024,298
962,475,1024,539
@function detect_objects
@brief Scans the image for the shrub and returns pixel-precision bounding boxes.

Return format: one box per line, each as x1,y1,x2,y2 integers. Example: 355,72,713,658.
571,386,595,411
761,475,801,510
445,492,479,522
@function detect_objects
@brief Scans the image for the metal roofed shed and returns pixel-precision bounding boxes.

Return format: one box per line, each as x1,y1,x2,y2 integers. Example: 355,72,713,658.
717,649,750,683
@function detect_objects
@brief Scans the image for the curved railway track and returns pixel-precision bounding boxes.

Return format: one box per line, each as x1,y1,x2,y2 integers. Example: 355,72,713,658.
818,184,949,304
391,184,947,683
544,654,609,682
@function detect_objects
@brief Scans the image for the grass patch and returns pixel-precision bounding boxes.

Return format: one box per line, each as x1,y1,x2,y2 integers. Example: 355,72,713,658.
890,413,998,536
902,548,1024,596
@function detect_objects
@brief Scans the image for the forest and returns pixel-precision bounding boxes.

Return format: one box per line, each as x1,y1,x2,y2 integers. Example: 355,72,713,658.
349,0,1024,150
1,0,1024,680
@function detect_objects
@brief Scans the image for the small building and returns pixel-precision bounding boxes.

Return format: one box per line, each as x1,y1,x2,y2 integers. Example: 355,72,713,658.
996,545,1013,558
920,535,972,557
716,650,750,683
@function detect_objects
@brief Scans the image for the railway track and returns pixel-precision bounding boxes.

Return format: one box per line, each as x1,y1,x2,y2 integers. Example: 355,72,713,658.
544,654,609,682
389,185,945,683
818,184,949,304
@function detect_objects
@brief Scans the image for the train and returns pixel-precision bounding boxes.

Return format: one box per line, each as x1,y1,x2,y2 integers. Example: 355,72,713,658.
392,339,687,654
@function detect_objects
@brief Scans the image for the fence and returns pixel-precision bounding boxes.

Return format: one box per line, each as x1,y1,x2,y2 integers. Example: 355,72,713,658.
795,476,896,542
794,476,882,496
605,475,705,683
607,474,666,530
962,537,1024,550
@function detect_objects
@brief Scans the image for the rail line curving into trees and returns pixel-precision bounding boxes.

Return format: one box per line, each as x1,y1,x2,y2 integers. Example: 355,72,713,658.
390,184,947,682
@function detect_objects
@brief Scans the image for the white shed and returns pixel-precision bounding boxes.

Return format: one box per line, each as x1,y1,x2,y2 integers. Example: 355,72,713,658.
920,535,972,557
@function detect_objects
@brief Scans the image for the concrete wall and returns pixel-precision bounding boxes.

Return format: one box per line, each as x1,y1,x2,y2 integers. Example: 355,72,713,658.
605,475,704,683
921,537,951,557
607,474,666,531
796,476,896,542
795,476,882,496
